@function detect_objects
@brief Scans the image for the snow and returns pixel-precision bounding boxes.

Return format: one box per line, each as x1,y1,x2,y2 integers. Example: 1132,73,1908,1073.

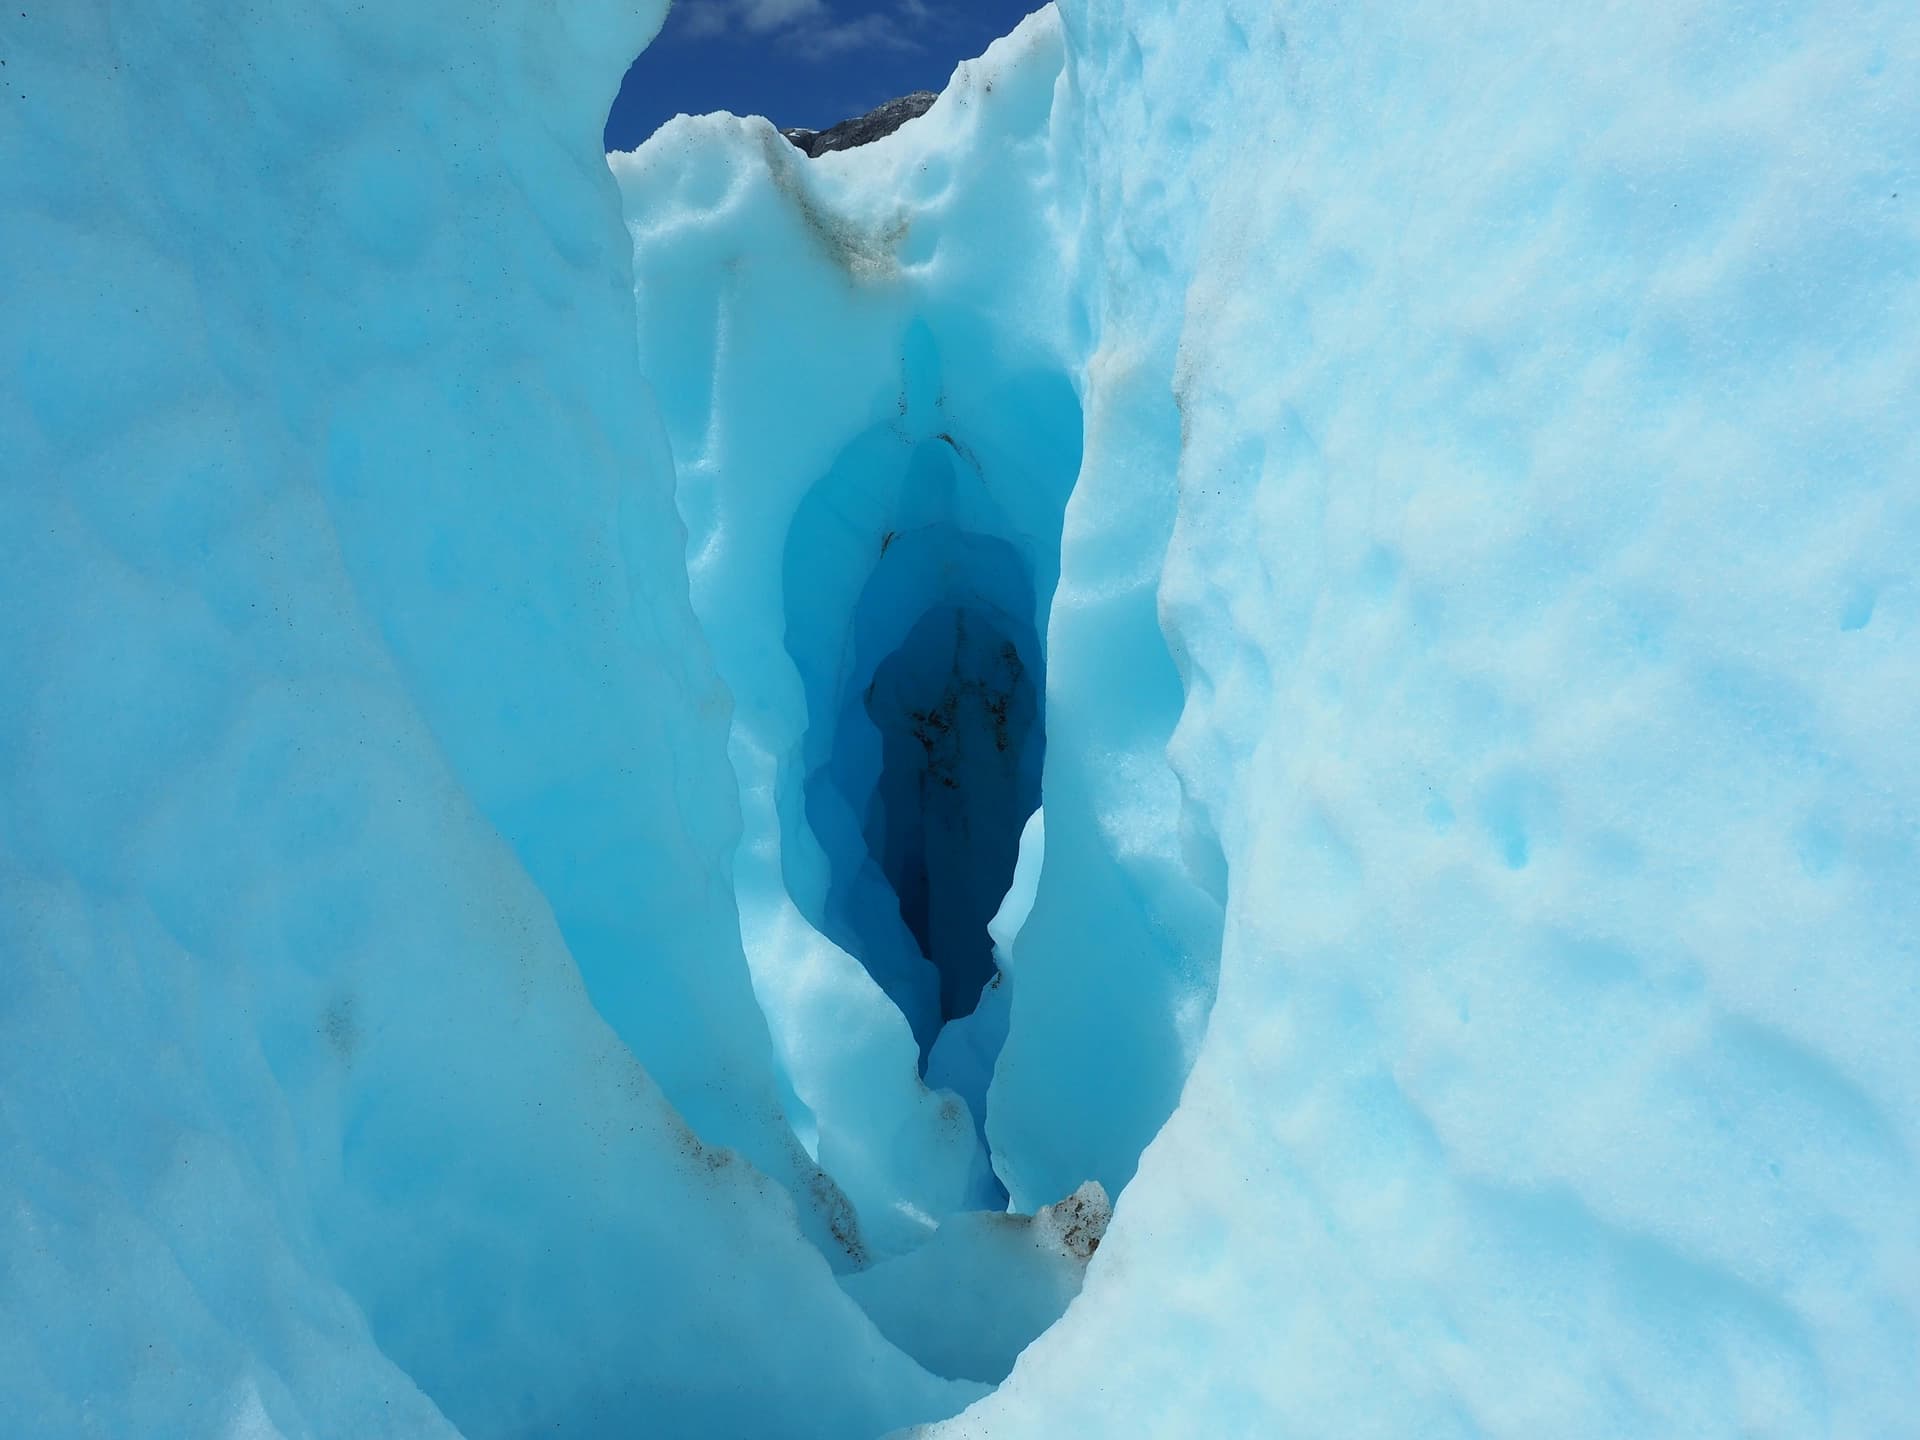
924,1,1920,1436
5,0,1919,1435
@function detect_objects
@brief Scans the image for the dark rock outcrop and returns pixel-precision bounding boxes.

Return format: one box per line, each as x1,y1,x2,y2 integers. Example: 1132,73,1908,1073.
782,91,938,158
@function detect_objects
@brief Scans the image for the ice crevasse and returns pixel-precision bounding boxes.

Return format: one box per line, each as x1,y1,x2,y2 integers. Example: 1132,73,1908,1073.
2,0,1918,1436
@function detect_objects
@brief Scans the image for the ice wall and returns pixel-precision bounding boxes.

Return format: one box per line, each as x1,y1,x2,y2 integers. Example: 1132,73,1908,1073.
1,1,980,1435
924,0,1920,1436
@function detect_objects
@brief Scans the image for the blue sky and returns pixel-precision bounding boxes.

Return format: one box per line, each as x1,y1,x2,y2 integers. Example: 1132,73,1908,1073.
604,0,1044,151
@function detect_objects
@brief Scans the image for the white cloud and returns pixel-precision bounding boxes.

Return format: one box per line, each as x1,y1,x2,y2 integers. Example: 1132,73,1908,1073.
672,0,935,59
675,3,732,39
792,12,921,59
739,0,828,32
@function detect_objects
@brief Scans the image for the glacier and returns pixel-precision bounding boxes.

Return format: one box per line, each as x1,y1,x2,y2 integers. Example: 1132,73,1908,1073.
3,0,1918,1436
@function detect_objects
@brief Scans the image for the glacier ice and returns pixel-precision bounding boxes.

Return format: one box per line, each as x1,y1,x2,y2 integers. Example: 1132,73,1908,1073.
5,0,1920,1435
614,8,1220,1236
839,1179,1111,1385
0,0,979,1434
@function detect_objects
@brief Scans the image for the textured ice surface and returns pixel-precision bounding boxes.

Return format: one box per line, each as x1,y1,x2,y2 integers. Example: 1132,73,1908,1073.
634,0,1920,1432
614,4,1221,1242
6,0,1920,1435
920,1,1920,1437
0,1,977,1435
840,1180,1110,1384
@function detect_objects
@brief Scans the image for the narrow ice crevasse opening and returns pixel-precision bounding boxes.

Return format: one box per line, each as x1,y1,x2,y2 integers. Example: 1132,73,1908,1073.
755,314,1086,1205
765,393,1109,1380
862,597,1039,1026
777,406,1064,1160
806,516,1044,1057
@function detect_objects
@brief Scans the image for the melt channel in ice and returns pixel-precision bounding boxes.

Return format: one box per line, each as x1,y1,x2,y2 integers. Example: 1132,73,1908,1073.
3,0,1919,1436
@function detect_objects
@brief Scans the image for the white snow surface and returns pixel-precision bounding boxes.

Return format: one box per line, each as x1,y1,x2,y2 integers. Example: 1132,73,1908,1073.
921,3,1920,1436
5,0,1919,1436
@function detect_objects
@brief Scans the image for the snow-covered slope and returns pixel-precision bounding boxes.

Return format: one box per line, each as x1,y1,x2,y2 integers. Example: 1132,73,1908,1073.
927,1,1920,1435
4,0,1917,1435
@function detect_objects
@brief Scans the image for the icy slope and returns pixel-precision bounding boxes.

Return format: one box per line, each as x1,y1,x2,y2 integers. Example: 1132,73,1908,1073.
1,1,978,1435
921,0,1920,1436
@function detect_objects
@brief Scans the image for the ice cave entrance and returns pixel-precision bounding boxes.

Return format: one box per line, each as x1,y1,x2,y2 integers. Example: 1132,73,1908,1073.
864,598,1039,1024
787,426,1057,1064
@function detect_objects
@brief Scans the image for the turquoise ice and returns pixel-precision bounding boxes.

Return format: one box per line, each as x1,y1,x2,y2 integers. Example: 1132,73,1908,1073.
3,0,1917,1436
